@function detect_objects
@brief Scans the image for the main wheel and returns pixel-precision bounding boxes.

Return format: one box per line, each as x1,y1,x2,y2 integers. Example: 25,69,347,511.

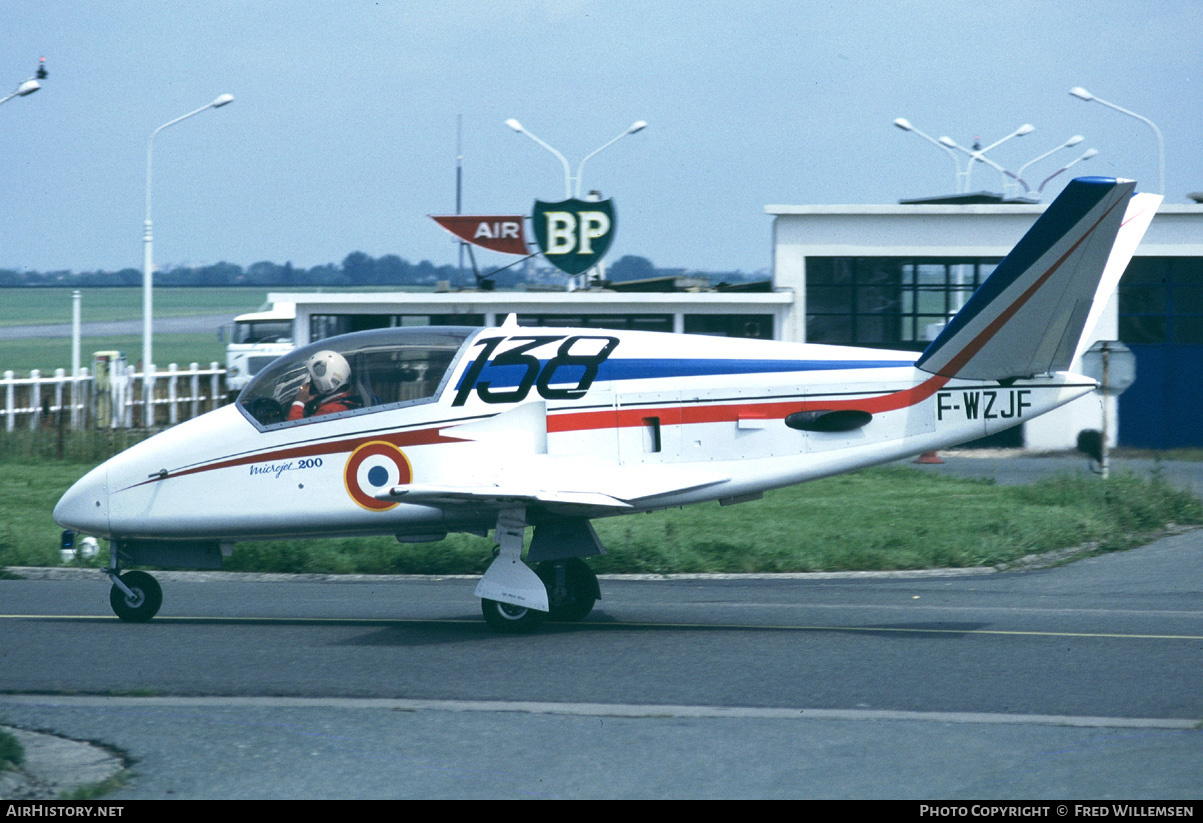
481,598,545,633
109,571,163,623
536,558,599,623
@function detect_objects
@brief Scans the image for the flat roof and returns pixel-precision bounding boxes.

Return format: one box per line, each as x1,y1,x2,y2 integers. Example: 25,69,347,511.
765,203,1203,216
269,291,794,307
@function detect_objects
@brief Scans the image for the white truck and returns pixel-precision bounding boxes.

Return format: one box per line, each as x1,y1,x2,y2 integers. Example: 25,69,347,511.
224,302,295,399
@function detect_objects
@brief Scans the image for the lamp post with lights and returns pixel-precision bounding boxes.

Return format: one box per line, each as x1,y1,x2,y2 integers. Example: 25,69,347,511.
1069,87,1163,195
0,58,45,107
1012,135,1085,197
893,118,966,193
939,124,1034,193
142,94,234,425
1037,148,1099,195
504,118,647,199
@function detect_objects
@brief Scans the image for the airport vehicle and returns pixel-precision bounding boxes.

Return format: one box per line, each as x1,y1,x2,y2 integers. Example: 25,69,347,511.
55,178,1159,631
224,302,295,398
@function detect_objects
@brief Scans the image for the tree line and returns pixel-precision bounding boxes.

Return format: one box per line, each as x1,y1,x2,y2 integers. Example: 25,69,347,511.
0,252,761,289
0,254,461,289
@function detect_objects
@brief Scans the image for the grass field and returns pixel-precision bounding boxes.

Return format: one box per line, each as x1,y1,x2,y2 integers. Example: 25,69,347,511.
0,333,228,376
0,287,276,326
0,729,23,772
0,287,267,375
0,286,438,375
3,456,1199,574
0,286,436,327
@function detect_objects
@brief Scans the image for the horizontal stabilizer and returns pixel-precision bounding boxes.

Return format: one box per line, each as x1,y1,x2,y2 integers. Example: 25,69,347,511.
917,177,1137,381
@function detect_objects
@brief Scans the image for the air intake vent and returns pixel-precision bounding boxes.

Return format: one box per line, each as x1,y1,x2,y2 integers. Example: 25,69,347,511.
784,409,872,433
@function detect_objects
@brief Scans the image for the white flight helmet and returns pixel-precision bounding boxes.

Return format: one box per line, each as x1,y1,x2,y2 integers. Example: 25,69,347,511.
305,350,351,395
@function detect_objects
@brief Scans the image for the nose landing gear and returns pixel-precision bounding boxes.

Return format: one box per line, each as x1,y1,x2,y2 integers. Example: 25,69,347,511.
108,569,162,623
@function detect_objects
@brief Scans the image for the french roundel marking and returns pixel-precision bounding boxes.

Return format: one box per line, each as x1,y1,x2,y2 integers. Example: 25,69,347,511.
344,441,412,511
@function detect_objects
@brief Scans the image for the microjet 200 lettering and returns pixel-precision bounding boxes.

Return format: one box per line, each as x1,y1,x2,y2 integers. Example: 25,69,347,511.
54,179,1161,631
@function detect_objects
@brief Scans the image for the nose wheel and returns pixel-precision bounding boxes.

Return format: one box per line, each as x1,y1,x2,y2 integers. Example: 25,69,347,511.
108,570,162,623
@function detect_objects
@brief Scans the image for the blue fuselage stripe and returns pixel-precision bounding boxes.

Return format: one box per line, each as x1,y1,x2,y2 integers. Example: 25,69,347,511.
457,358,915,389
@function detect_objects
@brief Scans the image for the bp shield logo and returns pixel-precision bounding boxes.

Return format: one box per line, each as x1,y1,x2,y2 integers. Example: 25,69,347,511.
533,198,616,275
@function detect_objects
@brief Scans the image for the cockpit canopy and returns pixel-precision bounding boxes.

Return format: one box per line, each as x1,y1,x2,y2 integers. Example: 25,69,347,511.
236,327,476,428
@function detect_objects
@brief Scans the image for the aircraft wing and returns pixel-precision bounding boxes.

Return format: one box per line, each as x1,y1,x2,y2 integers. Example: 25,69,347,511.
377,483,632,509
376,463,730,511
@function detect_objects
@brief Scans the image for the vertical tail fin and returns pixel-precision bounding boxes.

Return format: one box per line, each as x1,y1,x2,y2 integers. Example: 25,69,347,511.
1072,191,1162,362
916,177,1137,381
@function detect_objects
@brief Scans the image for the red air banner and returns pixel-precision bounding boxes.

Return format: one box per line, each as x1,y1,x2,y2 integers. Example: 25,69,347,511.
430,215,529,255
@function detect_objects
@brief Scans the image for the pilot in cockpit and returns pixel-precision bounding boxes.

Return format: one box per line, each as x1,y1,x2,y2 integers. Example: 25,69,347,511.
287,350,362,420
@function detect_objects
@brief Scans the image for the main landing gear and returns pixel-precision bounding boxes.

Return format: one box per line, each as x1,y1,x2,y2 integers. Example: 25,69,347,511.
480,558,600,632
538,557,599,622
477,507,602,633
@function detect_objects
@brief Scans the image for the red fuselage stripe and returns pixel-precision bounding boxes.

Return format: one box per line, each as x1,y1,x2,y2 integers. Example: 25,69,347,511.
123,427,465,491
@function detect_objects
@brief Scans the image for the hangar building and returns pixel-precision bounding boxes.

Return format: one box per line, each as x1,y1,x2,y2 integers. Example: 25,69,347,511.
766,199,1203,449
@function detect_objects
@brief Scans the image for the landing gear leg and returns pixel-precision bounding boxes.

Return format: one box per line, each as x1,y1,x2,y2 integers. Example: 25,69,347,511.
477,507,548,633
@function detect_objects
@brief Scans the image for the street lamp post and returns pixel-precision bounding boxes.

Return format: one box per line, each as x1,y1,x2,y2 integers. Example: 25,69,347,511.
938,135,1024,195
939,124,1034,193
574,121,647,198
0,78,40,106
893,118,966,193
1013,135,1084,196
1037,148,1099,195
1,58,47,107
143,93,233,426
1069,87,1164,195
505,119,647,198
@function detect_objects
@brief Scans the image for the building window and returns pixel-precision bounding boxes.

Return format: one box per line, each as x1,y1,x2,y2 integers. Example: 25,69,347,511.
515,314,674,333
310,313,485,341
1119,258,1203,345
806,257,998,350
683,314,774,338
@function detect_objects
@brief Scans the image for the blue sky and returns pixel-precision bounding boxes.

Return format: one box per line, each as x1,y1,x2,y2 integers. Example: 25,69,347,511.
2,1,1199,274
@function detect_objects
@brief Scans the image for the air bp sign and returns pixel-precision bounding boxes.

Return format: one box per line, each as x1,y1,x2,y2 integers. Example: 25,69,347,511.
533,198,616,275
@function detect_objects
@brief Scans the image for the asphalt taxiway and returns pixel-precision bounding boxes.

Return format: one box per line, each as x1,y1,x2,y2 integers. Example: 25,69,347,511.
2,454,1200,799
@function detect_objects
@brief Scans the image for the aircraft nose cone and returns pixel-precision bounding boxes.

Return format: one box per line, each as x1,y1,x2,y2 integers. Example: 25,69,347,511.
53,463,110,536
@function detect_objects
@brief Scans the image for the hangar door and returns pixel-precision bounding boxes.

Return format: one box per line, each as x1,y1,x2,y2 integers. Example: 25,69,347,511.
1117,257,1203,448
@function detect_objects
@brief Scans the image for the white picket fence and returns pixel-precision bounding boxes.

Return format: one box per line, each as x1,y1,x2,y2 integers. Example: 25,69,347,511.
2,362,227,431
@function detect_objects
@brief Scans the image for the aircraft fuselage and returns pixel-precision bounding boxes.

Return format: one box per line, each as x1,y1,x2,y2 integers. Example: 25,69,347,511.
54,326,1094,544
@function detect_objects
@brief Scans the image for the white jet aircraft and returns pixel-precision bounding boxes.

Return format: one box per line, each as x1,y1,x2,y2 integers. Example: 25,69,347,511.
55,177,1160,631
